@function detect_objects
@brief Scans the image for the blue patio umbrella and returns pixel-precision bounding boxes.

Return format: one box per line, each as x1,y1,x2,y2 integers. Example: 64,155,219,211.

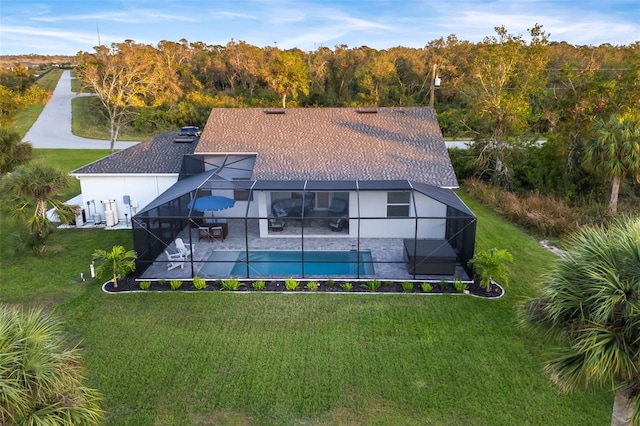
187,195,235,212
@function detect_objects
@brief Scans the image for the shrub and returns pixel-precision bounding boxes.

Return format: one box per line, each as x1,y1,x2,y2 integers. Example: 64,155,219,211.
92,245,137,288
221,278,244,291
252,280,266,291
159,279,166,286
383,280,394,287
326,279,335,286
169,279,183,290
421,282,433,293
139,280,151,290
305,281,319,291
439,280,449,290
453,279,468,293
468,247,513,292
285,278,299,291
0,306,104,424
361,279,381,292
192,276,207,290
402,281,414,292
464,178,580,237
340,282,353,291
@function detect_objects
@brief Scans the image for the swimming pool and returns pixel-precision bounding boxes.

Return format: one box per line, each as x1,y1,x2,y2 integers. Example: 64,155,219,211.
201,250,375,277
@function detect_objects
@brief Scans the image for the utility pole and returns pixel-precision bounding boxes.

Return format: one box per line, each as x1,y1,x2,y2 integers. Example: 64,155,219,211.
429,64,441,109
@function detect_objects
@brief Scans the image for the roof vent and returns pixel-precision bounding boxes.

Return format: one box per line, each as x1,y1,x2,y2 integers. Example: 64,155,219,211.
264,109,286,114
173,137,195,144
356,108,378,114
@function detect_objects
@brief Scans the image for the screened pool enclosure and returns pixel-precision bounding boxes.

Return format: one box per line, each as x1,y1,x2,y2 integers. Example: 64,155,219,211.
131,155,476,281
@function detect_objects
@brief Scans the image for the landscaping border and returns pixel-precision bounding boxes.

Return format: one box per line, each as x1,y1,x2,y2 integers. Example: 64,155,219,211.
102,277,505,299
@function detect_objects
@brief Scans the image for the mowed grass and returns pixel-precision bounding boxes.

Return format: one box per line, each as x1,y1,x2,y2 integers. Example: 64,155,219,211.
64,290,610,425
0,146,612,424
71,96,157,142
9,69,63,138
0,149,113,305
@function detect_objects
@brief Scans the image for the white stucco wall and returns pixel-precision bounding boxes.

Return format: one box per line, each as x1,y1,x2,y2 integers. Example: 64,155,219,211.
75,174,178,223
353,191,446,238
203,188,259,218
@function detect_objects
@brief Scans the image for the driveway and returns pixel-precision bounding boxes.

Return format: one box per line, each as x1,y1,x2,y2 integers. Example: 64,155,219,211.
22,69,139,150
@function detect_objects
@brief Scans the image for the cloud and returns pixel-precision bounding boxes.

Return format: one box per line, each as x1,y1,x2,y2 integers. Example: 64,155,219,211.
2,25,99,46
215,11,260,20
30,9,197,24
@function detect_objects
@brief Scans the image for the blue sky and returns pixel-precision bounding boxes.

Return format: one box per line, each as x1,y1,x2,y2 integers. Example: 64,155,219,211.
1,0,638,55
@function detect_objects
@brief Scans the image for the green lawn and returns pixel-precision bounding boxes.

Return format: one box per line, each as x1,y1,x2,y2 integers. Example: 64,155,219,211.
0,153,612,424
71,96,156,142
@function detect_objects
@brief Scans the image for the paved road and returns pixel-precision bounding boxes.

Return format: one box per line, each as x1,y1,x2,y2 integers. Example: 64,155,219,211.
22,70,139,150
445,141,473,149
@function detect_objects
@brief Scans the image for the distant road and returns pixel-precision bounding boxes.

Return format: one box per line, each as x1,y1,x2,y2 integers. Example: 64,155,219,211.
22,70,139,150
444,140,545,149
445,141,472,149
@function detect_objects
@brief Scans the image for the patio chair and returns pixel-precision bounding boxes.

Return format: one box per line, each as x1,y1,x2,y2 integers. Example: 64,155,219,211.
210,226,224,241
175,238,194,256
268,217,286,232
198,227,210,241
329,217,347,232
165,249,186,271
328,198,348,217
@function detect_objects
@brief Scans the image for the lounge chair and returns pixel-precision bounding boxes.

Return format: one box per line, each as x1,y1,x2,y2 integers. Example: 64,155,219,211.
165,249,186,271
328,198,348,217
175,238,194,255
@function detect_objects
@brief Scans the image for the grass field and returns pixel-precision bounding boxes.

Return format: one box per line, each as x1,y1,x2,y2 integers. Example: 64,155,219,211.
0,149,613,424
9,69,63,138
71,96,157,142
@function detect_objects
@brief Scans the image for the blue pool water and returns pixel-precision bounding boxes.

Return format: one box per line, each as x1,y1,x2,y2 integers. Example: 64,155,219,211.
202,250,375,277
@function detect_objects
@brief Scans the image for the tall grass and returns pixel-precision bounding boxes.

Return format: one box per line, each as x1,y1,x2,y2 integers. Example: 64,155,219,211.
464,178,582,237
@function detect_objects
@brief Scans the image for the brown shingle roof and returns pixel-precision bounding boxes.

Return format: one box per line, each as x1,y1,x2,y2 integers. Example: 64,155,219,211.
71,131,197,175
196,107,458,187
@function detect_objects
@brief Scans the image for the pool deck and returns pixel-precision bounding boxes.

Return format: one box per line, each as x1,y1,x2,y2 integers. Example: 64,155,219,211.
139,219,471,282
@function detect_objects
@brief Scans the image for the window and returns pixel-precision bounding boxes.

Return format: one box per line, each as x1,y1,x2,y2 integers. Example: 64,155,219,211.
387,192,410,217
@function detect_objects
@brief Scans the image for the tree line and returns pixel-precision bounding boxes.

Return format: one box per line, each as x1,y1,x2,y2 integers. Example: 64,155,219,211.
73,25,639,214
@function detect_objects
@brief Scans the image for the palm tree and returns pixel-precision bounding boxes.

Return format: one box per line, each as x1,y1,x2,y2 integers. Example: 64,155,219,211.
0,305,103,425
0,161,76,252
467,247,513,292
583,113,640,215
522,217,640,425
0,129,32,174
93,245,137,288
